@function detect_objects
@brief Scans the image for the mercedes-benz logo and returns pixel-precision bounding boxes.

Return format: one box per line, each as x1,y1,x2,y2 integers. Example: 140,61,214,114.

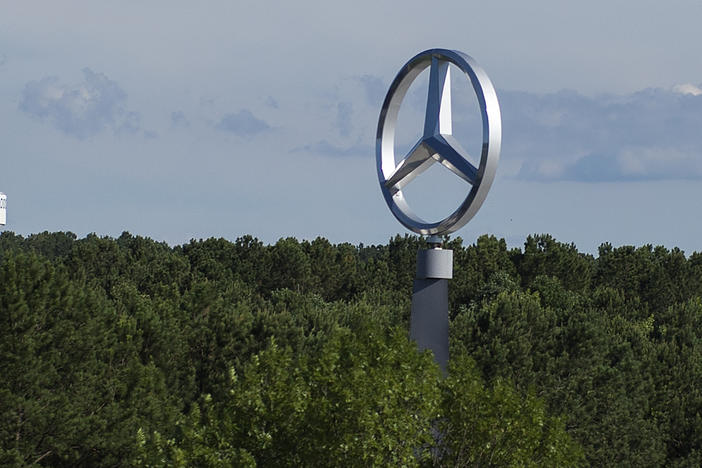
376,48,501,235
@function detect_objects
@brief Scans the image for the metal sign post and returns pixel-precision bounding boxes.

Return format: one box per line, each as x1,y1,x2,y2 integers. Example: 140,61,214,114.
376,49,501,372
410,235,452,372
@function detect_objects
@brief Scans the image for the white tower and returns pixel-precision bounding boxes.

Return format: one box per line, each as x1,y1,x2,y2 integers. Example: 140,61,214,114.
0,192,6,226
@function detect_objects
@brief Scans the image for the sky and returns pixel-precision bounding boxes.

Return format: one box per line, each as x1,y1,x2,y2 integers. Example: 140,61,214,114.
2,1,702,254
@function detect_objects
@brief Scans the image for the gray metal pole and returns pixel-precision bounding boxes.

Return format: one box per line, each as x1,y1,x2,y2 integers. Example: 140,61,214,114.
410,236,453,374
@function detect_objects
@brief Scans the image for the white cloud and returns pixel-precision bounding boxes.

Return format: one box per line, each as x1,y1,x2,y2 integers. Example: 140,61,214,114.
520,147,702,182
617,147,702,179
18,68,143,139
519,160,567,180
672,83,702,96
215,109,270,137
502,88,702,182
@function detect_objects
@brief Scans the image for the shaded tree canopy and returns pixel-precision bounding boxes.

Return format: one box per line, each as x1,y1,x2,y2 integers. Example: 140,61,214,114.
1,230,701,466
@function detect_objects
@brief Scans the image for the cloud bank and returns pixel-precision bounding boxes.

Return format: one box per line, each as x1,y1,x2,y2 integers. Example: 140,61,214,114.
215,109,270,137
497,87,702,182
19,68,143,139
302,72,702,185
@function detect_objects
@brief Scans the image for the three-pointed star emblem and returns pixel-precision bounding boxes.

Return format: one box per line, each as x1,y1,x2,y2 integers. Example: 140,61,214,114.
376,49,501,235
384,57,478,196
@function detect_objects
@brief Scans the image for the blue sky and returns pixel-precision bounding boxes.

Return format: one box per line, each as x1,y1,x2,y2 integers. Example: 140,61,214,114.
2,1,702,254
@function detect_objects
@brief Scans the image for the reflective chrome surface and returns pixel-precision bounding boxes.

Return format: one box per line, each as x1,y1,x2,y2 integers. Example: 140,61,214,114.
376,49,501,235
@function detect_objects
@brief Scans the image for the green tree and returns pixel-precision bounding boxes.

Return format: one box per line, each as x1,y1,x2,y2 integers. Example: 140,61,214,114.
0,253,177,467
451,235,517,314
514,234,594,292
438,354,584,467
138,326,441,467
651,299,702,466
266,238,313,294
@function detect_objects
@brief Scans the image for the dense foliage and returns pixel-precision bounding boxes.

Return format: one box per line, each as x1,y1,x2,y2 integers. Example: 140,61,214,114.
1,230,701,466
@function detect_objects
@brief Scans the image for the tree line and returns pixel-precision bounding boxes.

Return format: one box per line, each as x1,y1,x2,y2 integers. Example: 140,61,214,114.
1,230,701,466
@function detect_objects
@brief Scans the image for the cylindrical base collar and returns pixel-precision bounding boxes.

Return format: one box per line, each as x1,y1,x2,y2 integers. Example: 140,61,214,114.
416,248,453,279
